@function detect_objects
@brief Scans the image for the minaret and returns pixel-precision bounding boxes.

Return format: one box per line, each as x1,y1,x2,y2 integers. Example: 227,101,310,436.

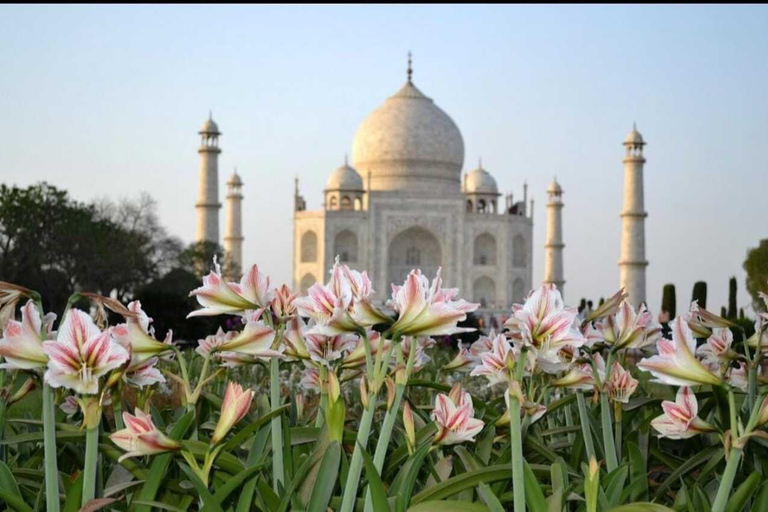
196,113,222,244
543,178,565,294
619,124,648,307
224,169,244,280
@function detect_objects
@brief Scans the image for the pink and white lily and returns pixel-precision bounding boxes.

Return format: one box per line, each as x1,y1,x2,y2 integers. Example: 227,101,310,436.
210,382,255,445
340,331,390,369
608,361,639,403
601,301,661,350
388,268,479,337
470,334,519,385
583,288,628,323
42,309,129,394
650,387,714,439
696,328,736,367
110,409,181,461
196,328,237,358
300,364,322,392
0,300,55,370
306,332,359,368
431,385,484,445
271,284,298,321
188,262,273,317
215,311,283,366
506,284,584,372
112,301,174,366
396,336,436,372
637,317,722,387
124,357,165,387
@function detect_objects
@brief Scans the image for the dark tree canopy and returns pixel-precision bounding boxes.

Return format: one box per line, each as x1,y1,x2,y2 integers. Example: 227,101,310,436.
744,239,768,312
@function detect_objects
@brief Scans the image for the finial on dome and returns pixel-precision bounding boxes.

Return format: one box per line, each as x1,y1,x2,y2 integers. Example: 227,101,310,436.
209,110,212,121
633,121,637,131
407,51,413,83
344,153,348,166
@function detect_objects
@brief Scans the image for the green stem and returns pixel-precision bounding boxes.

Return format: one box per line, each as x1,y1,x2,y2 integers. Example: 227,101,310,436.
339,397,377,512
509,388,525,512
112,388,124,430
42,385,60,512
270,357,284,491
600,392,618,471
577,391,596,461
711,447,742,512
564,398,575,445
728,389,738,438
81,426,99,505
363,384,405,512
614,406,622,463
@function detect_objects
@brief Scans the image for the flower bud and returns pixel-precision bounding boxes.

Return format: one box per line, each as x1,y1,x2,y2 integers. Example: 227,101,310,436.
8,378,36,405
403,401,416,453
385,377,396,410
359,376,369,409
327,370,341,405
211,382,254,445
295,394,305,422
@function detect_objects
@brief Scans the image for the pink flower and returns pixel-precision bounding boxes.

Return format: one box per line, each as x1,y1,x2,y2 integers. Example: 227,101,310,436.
608,362,638,403
601,301,661,350
271,284,298,320
112,301,174,366
469,334,519,385
583,289,628,323
431,385,484,445
211,382,254,445
196,328,237,358
188,262,273,317
395,336,436,372
215,311,283,366
650,387,714,439
443,344,475,372
340,331,390,369
282,316,310,361
696,328,736,367
300,364,322,392
728,362,748,391
110,409,181,461
388,268,479,337
306,332,359,368
42,309,129,395
637,317,722,387
124,357,165,388
0,300,55,370
552,353,605,391
60,395,79,417
506,284,584,371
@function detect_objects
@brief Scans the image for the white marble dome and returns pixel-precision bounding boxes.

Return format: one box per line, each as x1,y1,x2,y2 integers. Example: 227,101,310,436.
624,127,644,145
199,118,220,134
465,165,498,195
351,80,465,194
326,162,363,191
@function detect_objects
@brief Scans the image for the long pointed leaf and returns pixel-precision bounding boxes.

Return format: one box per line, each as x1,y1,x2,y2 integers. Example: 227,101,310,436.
307,441,341,512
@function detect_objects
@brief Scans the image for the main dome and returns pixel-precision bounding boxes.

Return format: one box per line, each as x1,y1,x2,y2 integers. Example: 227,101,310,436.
351,80,465,194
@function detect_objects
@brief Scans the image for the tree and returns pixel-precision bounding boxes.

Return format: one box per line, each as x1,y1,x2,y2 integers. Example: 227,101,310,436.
744,239,768,313
727,276,738,319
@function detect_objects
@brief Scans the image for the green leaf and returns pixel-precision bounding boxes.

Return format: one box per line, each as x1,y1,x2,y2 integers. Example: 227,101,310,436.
130,501,186,512
131,411,194,512
257,478,280,512
750,480,768,512
0,488,34,512
605,504,676,512
360,442,390,512
453,447,504,512
63,472,84,512
725,471,761,512
212,462,267,504
524,460,548,512
406,502,489,512
222,405,289,452
603,465,628,508
0,461,22,500
177,463,224,512
306,441,341,512
626,442,648,502
391,441,431,512
235,426,270,512
652,447,722,500
411,465,512,505
691,484,711,512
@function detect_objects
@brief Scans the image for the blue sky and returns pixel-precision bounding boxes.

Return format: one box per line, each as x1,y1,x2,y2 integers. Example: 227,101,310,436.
2,5,766,313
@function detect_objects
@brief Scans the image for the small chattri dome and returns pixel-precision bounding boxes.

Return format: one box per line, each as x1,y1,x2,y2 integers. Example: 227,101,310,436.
547,178,562,195
227,171,242,186
200,116,220,135
326,159,364,191
624,125,644,145
465,163,498,195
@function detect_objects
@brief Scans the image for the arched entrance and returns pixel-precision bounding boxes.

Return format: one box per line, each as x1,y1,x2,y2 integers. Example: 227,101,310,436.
387,226,442,286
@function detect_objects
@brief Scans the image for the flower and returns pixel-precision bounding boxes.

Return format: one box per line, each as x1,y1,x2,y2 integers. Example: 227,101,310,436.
403,401,416,452
300,364,322,392
728,362,748,391
211,382,254,445
506,284,584,372
443,344,474,372
690,301,736,330
388,268,479,337
583,288,628,323
282,317,310,361
431,385,484,445
608,362,638,403
600,301,662,350
696,328,736,367
637,317,722,387
650,387,714,439
271,284,298,320
306,332,359,368
124,357,165,387
188,261,273,318
0,300,55,370
196,328,237,358
469,334,518,385
112,301,174,366
60,395,79,417
215,310,282,366
110,409,181,461
396,336,436,372
340,331,390,369
42,309,129,394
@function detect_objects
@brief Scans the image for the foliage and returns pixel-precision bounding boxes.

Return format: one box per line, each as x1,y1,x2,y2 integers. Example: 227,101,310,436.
744,239,768,312
728,277,738,319
692,281,707,309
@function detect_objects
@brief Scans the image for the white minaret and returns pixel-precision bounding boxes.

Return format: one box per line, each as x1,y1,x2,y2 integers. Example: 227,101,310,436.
196,113,222,244
543,178,565,294
224,169,244,279
619,125,648,307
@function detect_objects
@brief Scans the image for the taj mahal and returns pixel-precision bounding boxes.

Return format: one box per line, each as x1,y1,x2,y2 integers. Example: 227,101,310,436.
193,57,650,323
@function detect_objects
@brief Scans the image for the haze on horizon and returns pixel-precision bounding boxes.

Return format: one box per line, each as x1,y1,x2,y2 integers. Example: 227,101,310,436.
1,4,766,314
